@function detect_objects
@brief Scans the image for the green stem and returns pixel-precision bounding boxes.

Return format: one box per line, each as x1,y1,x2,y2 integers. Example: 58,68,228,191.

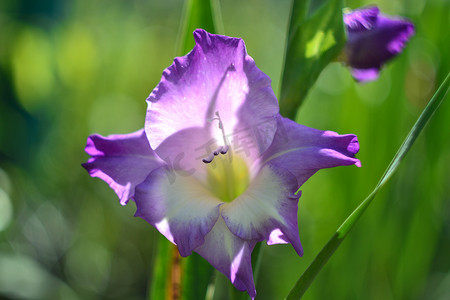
252,243,265,286
279,0,311,100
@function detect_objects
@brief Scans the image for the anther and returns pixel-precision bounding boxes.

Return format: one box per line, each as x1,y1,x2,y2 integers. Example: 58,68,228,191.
204,110,233,163
202,145,230,164
202,153,215,164
213,146,223,156
220,145,229,154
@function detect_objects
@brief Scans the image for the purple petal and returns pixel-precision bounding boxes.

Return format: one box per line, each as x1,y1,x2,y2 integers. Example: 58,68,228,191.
153,126,214,176
344,6,415,80
378,15,415,55
82,129,163,205
134,166,222,257
221,164,303,256
344,6,379,32
260,116,360,187
351,67,380,82
145,29,279,169
195,217,256,299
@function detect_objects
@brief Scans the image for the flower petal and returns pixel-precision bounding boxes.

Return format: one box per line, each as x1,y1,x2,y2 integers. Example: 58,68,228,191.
260,116,360,187
152,126,213,176
344,6,415,74
221,163,303,256
351,67,380,82
145,29,279,169
134,166,222,257
195,217,256,299
378,15,415,56
344,6,379,32
82,129,163,205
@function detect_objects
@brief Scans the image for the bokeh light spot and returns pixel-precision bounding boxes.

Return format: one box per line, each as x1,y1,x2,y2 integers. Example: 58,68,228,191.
0,188,12,232
11,27,54,112
354,70,392,106
56,23,99,89
316,63,352,95
65,241,112,292
88,94,143,134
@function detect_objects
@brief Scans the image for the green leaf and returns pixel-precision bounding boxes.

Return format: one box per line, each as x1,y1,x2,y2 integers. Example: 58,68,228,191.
181,252,214,300
149,237,214,300
176,0,224,56
286,0,310,38
284,72,450,300
279,0,345,119
149,236,172,300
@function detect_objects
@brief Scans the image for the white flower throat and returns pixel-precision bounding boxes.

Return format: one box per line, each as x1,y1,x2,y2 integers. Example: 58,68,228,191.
204,111,250,202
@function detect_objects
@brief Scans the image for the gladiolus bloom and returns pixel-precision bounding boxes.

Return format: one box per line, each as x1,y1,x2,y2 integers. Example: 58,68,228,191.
83,29,360,298
343,6,415,82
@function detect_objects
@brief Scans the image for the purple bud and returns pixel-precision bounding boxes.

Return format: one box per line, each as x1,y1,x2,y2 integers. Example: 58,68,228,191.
343,6,415,82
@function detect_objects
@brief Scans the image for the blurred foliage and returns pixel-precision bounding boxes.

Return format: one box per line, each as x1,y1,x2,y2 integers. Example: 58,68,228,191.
0,0,449,299
177,0,223,55
280,0,346,119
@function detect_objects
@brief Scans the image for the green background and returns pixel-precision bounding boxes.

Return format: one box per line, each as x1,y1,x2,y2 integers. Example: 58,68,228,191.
0,0,449,299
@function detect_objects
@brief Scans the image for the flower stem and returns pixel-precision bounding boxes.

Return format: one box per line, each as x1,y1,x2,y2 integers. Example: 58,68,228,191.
167,245,182,300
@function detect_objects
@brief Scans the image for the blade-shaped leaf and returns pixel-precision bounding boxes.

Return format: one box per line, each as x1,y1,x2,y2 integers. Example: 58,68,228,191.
286,0,310,40
181,252,214,300
176,0,224,56
279,0,345,119
149,237,214,300
149,236,172,300
285,72,450,300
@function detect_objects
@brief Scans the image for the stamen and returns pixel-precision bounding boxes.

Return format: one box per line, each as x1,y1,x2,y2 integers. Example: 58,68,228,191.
220,145,229,154
202,153,215,164
213,146,223,156
204,111,233,164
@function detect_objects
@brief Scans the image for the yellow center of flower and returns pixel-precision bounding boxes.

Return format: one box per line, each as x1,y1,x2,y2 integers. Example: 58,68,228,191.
206,153,250,203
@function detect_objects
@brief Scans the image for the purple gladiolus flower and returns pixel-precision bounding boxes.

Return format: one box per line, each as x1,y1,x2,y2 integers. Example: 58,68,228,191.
343,6,415,82
83,29,361,298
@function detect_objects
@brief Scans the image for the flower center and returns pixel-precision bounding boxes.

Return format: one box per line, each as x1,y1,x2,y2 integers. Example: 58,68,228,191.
206,153,250,203
203,111,250,202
